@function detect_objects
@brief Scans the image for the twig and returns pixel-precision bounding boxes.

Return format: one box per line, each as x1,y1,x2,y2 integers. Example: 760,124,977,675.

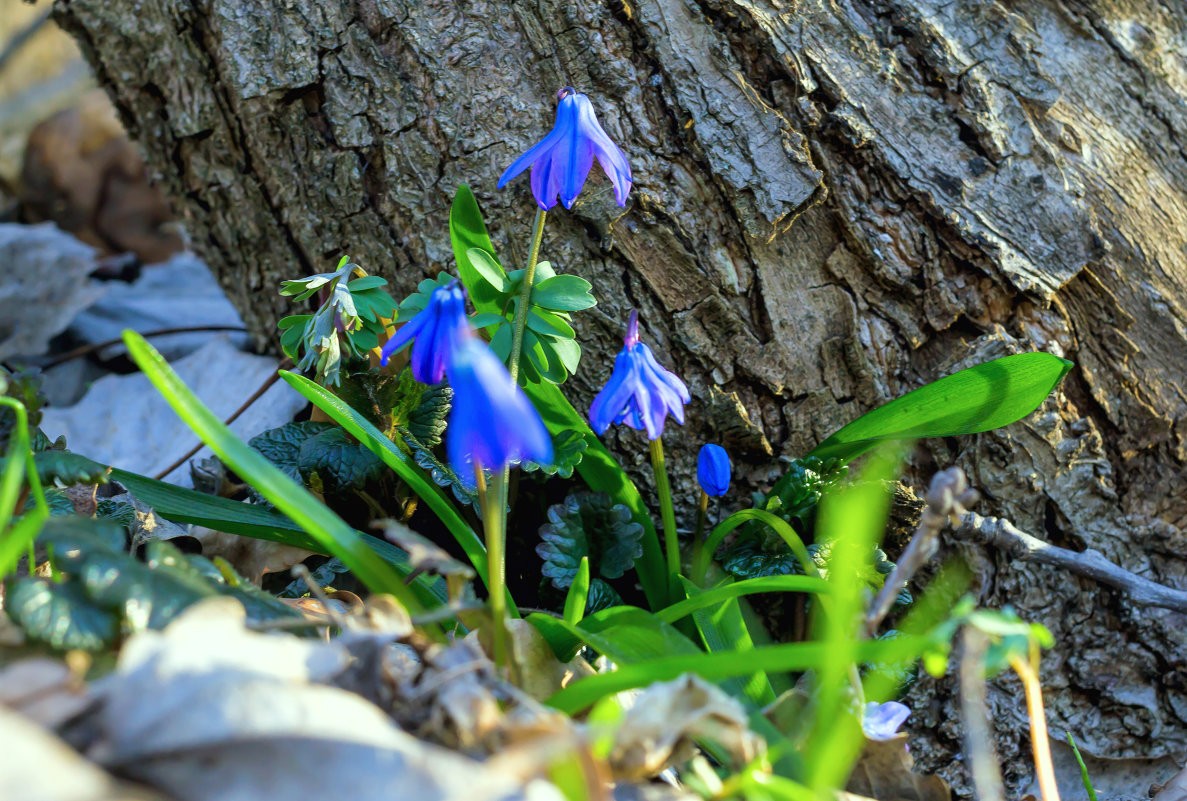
865,467,979,635
960,627,1005,801
151,360,288,480
37,325,248,370
1010,648,1062,801
956,510,1187,614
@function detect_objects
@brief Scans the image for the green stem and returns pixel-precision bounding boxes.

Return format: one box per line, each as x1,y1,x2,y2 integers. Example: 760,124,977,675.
476,464,508,669
693,508,819,586
691,491,709,580
507,208,547,384
649,438,680,598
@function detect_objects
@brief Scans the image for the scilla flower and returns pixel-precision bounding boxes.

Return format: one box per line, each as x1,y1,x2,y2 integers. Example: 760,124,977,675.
589,311,689,440
862,701,910,741
379,281,468,384
446,336,553,478
497,87,632,210
697,444,731,497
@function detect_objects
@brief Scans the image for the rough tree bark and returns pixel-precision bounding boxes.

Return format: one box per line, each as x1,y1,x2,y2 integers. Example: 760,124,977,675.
55,0,1187,792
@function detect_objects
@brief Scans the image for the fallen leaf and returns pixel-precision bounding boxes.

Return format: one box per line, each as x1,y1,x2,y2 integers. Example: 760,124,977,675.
609,674,764,781
87,599,563,801
847,736,950,801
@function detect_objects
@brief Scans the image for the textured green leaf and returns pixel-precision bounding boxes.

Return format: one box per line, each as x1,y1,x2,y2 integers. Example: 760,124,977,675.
334,371,404,431
31,450,111,486
249,422,336,482
5,577,118,651
522,429,587,479
537,492,644,589
531,275,596,312
809,352,1073,462
406,383,452,448
298,427,384,495
585,578,622,615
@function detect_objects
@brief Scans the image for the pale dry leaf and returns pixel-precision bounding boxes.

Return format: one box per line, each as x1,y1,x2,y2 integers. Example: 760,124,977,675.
86,599,561,801
847,736,950,801
1154,764,1187,801
609,674,764,781
188,526,313,584
0,705,171,801
0,658,93,729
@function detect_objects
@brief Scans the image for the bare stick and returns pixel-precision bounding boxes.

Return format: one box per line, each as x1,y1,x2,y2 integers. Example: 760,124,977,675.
960,627,1005,801
956,510,1187,614
865,467,979,635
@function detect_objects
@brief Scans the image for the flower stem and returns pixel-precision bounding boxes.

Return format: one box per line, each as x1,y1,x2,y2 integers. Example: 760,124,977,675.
507,208,547,384
649,437,681,599
691,491,709,582
474,463,508,670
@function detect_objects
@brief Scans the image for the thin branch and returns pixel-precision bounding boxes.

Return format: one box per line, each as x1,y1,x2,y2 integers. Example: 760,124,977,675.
960,627,1005,801
956,510,1187,614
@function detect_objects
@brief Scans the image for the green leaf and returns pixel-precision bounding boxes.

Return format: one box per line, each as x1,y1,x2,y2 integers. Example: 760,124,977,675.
678,577,775,706
347,276,388,292
809,352,1073,462
530,605,703,665
563,557,591,626
467,248,511,293
450,186,502,309
5,576,118,651
531,275,596,312
297,427,384,495
31,451,111,486
395,273,456,323
406,383,452,448
657,575,831,624
522,429,587,479
527,308,575,339
122,333,426,614
537,491,644,590
249,422,336,482
585,578,622,615
545,635,927,714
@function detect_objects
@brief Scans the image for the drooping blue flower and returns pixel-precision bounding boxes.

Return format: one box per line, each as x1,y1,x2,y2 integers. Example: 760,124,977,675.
497,87,632,211
862,701,910,741
589,311,690,441
697,444,731,497
379,281,468,384
446,336,553,479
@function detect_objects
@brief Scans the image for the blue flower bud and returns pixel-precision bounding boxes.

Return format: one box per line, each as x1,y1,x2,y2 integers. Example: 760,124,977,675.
697,444,731,497
498,88,632,210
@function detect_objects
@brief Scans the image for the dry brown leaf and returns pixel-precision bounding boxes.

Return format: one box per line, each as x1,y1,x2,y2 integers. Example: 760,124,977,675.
609,674,764,781
847,736,951,801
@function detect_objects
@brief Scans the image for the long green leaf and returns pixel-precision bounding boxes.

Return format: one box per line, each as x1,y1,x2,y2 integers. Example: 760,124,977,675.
450,185,503,310
658,576,829,624
122,332,425,614
111,469,447,606
278,370,510,612
679,577,775,706
563,556,590,625
531,605,703,664
546,635,927,714
0,506,47,579
809,352,1072,462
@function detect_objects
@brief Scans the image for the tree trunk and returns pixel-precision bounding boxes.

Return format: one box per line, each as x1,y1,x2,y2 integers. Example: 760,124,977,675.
56,0,1187,790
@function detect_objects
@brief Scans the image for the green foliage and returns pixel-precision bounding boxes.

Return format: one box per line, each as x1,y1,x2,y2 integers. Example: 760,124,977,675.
585,578,622,615
446,187,591,385
297,427,384,496
123,333,428,616
0,368,44,448
522,429,587,479
4,517,301,651
248,421,336,482
32,450,111,486
920,598,1054,678
537,491,645,590
279,256,398,387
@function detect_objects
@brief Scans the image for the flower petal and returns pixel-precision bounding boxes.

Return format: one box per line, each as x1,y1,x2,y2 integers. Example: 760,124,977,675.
588,352,641,434
497,117,570,189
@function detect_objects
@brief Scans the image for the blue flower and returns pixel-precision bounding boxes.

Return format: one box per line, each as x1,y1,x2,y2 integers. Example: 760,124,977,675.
697,444,731,497
862,701,910,741
379,281,468,384
497,87,632,211
589,311,689,440
446,336,553,478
